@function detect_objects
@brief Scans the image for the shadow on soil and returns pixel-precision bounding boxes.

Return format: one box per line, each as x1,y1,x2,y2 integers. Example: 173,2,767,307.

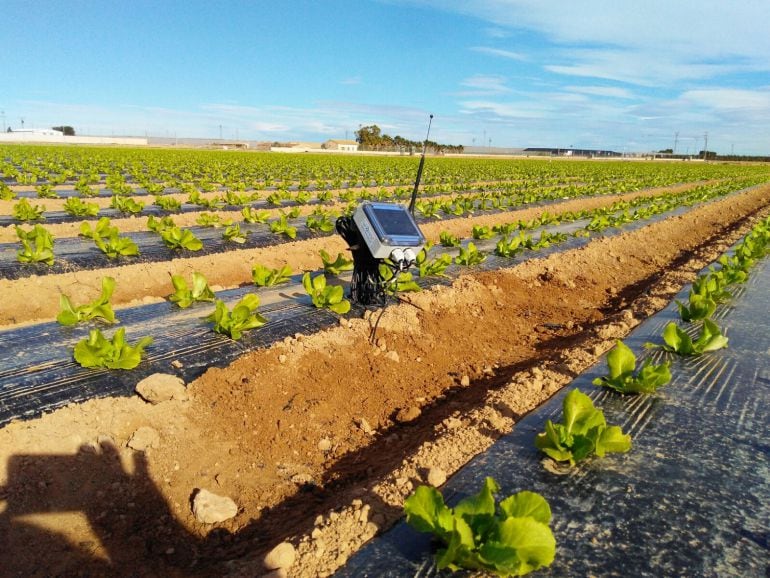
0,353,549,576
0,441,199,577
0,313,647,576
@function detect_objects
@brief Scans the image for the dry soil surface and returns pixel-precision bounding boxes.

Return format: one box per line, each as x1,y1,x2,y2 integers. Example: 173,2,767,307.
0,184,769,577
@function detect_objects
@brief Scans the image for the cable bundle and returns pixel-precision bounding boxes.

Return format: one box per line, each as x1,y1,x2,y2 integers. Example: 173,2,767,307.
335,216,387,306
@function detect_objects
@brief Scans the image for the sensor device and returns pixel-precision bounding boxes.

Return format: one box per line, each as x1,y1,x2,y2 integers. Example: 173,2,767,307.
336,115,433,307
353,201,426,260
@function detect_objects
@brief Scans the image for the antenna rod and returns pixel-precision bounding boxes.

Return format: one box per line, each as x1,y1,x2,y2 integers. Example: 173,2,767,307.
408,114,433,215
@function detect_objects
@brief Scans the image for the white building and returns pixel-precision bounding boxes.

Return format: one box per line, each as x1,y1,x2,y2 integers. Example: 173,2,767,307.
322,139,359,152
7,128,64,136
0,128,148,146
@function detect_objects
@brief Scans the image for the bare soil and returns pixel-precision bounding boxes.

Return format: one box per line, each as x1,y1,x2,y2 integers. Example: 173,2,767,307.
0,184,769,577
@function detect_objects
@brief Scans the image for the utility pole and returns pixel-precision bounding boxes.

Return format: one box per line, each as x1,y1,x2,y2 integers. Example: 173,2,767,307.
0,110,5,132
673,131,679,154
703,132,709,161
219,124,223,140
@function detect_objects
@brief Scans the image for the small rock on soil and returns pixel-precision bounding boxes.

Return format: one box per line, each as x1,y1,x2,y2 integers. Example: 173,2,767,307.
192,489,239,524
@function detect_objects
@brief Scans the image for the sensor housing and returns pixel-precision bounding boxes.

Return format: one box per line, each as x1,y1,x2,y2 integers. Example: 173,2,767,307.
352,201,426,260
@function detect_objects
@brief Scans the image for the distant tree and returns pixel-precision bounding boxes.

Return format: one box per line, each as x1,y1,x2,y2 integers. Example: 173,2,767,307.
658,148,673,154
355,123,462,153
53,125,75,136
355,125,383,150
699,150,716,160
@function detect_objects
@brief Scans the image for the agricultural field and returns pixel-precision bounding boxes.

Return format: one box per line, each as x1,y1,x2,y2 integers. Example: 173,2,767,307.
1,144,769,576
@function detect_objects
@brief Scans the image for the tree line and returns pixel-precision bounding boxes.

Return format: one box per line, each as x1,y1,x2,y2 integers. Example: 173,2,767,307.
355,125,463,154
53,126,76,135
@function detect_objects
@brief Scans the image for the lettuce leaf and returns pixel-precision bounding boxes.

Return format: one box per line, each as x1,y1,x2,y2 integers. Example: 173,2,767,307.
205,294,268,340
404,478,556,576
479,517,557,576
57,276,117,325
593,340,671,394
535,389,631,466
648,320,728,356
169,272,215,308
73,327,152,370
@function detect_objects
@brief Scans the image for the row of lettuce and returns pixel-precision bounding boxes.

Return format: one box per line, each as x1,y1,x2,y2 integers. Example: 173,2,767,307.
3,163,750,228
16,177,766,369
3,144,768,193
0,172,692,205
49,180,765,383
399,214,770,576
38,177,744,372
10,178,765,270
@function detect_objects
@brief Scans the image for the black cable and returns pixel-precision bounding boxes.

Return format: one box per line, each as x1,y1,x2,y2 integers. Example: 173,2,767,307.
336,216,416,343
336,216,388,307
367,269,403,343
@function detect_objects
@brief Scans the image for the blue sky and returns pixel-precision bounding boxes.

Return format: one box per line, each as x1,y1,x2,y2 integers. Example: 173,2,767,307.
2,0,769,154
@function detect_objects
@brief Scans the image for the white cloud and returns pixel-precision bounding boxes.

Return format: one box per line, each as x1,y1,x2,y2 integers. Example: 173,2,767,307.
483,27,509,39
425,1,770,59
651,88,770,148
15,100,212,136
10,98,445,142
545,48,747,86
319,101,428,121
454,81,770,153
458,99,549,119
457,74,511,96
340,76,363,85
249,121,290,132
410,0,770,86
565,85,635,99
680,88,770,113
471,46,526,61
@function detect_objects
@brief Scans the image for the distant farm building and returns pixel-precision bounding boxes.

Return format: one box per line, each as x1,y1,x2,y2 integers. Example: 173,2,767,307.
323,139,359,152
524,147,621,158
7,128,64,136
0,127,148,146
217,141,249,150
270,141,323,153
